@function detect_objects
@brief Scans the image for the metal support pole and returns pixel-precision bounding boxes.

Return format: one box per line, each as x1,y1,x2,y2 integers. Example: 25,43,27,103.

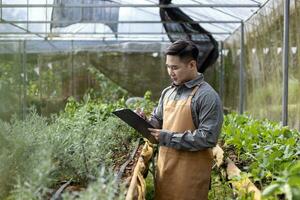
27,0,29,34
18,41,22,119
71,40,75,98
219,42,224,101
0,0,2,19
239,21,245,114
21,40,27,120
282,0,290,126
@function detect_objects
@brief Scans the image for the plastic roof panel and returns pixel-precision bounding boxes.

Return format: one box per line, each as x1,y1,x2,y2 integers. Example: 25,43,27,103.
0,0,268,42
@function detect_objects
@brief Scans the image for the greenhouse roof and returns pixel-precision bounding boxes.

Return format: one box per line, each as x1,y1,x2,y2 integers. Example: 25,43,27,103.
0,0,271,42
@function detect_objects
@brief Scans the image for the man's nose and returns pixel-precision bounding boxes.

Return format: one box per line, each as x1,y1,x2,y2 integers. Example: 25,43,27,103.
168,68,174,75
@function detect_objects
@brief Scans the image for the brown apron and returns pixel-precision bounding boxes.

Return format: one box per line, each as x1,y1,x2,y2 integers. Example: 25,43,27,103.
155,86,213,200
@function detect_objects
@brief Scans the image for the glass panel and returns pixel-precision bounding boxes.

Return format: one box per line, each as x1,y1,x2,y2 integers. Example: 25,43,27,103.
0,24,27,33
289,0,300,130
223,0,300,130
28,8,46,21
0,41,23,120
2,0,27,4
2,8,27,21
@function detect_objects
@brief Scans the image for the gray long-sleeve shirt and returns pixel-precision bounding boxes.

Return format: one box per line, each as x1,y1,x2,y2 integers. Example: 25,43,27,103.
149,73,223,151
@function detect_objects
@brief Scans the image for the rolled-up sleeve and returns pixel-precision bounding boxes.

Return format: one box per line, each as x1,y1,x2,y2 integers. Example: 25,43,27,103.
159,92,223,151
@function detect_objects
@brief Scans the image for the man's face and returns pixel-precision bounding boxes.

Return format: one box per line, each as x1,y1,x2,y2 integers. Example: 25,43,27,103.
166,55,196,85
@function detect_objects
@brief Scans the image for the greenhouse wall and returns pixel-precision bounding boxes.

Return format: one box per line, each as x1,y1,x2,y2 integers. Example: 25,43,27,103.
0,39,218,120
223,0,300,130
0,41,177,119
0,41,23,120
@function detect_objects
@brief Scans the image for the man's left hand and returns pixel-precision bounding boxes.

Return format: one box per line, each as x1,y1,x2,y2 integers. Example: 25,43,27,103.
148,128,162,142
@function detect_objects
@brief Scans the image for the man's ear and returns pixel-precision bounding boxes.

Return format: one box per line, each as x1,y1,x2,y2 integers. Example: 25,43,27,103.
189,60,197,69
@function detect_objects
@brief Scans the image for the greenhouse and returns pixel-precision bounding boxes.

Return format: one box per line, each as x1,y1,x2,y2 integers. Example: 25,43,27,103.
0,0,299,199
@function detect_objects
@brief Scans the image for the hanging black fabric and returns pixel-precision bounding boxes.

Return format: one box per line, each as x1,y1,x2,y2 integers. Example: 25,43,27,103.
159,0,219,73
51,0,119,36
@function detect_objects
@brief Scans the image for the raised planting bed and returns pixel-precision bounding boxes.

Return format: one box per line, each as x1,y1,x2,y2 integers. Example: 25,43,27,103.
221,113,300,199
125,140,154,200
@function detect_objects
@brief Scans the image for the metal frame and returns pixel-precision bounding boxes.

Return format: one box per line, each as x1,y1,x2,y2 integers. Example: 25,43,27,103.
0,2,264,40
239,21,245,114
21,40,27,120
0,0,293,125
0,4,261,8
0,32,231,35
282,0,290,126
0,20,242,24
223,0,272,42
0,39,173,43
219,41,224,102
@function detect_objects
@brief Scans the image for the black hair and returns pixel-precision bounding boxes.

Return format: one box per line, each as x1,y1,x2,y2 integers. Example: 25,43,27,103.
165,39,199,63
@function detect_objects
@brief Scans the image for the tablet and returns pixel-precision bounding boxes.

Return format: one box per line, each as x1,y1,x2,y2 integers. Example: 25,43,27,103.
112,108,157,144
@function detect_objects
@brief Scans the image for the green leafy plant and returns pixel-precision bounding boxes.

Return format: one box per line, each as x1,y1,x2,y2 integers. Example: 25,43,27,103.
222,113,300,199
0,107,138,198
87,67,128,102
262,161,300,200
0,82,159,199
62,168,126,200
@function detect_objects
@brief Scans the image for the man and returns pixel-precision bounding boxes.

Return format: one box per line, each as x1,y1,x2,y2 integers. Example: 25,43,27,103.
137,39,223,200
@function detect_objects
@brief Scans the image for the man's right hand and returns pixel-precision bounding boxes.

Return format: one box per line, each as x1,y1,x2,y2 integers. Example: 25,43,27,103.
135,108,147,121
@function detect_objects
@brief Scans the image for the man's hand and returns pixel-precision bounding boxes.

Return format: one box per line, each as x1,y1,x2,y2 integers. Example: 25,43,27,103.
134,108,147,120
148,128,162,142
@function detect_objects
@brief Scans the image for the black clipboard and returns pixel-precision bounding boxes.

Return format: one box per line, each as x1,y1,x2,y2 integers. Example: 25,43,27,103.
112,108,157,144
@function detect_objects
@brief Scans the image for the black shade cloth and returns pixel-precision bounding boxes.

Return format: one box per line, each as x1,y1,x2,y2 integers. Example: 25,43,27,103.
159,0,219,73
113,108,157,144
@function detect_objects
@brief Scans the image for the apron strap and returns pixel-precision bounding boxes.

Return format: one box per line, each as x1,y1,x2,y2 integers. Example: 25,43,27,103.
188,85,200,100
164,85,200,106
